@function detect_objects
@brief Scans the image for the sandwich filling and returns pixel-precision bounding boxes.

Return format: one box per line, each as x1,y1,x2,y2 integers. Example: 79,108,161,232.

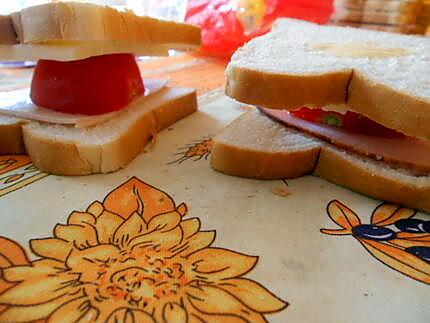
0,53,169,127
31,53,145,115
261,107,430,175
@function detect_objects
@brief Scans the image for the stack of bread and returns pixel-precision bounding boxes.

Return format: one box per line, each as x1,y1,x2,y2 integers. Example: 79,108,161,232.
330,0,428,35
415,0,430,34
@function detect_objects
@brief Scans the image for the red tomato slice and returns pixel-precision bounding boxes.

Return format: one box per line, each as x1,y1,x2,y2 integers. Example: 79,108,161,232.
291,107,405,138
30,54,144,115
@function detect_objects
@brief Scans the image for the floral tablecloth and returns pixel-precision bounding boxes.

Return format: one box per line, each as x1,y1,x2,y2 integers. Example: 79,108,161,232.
0,54,428,323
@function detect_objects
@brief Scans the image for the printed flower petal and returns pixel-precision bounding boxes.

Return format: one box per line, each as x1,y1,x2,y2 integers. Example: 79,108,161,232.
187,248,257,280
54,224,98,249
106,308,155,323
3,259,65,282
187,307,258,323
103,177,175,221
181,218,201,238
47,297,91,323
0,274,75,305
0,254,11,268
95,210,124,243
326,200,361,230
177,203,188,217
396,232,430,241
187,285,265,322
163,303,187,323
30,238,72,262
0,279,14,295
67,211,96,226
113,212,147,246
320,228,352,236
0,237,29,266
65,245,119,280
0,295,78,322
371,204,416,226
359,239,430,284
147,211,181,233
131,227,183,252
176,231,216,257
219,278,288,313
86,201,104,217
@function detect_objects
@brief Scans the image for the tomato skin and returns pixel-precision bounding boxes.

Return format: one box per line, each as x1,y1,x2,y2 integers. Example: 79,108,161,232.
30,54,144,115
291,107,405,138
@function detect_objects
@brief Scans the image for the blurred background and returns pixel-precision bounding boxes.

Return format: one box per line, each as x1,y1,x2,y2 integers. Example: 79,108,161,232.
0,0,428,57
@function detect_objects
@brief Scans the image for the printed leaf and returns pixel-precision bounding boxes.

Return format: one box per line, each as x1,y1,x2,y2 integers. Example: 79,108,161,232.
396,232,430,241
326,200,361,230
359,239,430,285
389,239,430,249
371,203,416,226
320,228,352,236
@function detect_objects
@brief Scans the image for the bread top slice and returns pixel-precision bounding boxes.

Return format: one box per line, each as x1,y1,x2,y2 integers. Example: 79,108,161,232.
226,19,430,139
5,2,200,46
0,2,200,61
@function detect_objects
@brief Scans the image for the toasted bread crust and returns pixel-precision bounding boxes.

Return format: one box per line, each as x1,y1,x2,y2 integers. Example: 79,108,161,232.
211,140,320,179
226,66,351,109
0,121,25,154
348,71,430,140
0,88,197,175
314,147,430,212
211,111,430,213
7,2,200,46
225,19,430,140
226,66,430,140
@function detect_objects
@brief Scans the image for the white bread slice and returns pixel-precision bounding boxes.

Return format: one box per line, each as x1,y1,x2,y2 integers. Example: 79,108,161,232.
211,110,430,213
10,2,201,45
0,87,197,175
211,110,321,179
226,19,430,140
0,2,201,61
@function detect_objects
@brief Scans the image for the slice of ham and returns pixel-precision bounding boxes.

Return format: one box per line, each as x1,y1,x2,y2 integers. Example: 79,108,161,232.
0,79,168,128
261,108,430,175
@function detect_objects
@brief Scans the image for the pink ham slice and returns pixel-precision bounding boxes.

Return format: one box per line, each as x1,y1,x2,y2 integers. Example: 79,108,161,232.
0,79,168,128
261,108,430,175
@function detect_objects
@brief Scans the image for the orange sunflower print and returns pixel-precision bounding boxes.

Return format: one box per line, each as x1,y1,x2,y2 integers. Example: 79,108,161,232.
0,177,287,322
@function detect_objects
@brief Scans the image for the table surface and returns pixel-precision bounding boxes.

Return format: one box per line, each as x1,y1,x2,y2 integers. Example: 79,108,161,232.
0,54,429,323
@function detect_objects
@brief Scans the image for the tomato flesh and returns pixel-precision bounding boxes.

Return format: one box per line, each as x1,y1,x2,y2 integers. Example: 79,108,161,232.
30,54,144,115
290,107,405,138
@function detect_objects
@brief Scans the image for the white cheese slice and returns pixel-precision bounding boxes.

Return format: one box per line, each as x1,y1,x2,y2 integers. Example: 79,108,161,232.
0,41,172,62
0,79,168,128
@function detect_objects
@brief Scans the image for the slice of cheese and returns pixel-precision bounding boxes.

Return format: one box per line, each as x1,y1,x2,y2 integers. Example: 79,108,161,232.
0,41,174,62
0,79,168,128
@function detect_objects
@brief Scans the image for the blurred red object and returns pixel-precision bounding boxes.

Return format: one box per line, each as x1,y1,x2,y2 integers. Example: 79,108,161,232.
186,0,334,57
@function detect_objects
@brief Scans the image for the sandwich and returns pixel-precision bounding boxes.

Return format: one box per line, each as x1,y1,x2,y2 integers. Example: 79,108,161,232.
331,0,422,33
211,19,430,212
0,1,201,175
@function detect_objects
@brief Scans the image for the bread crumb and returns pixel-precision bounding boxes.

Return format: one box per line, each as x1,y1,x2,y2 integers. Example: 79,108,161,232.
271,187,291,197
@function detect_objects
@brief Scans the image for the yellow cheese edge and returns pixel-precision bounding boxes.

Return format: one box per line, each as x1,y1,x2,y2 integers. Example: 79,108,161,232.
0,41,188,61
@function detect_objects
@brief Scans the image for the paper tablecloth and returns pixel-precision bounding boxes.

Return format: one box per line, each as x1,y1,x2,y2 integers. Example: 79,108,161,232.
0,54,428,323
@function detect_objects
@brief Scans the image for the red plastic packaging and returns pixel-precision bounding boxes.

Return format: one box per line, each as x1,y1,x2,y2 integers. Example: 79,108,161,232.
186,0,334,56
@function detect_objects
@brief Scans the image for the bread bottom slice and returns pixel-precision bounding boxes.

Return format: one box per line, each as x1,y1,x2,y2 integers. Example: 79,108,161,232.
211,110,430,213
0,87,197,175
